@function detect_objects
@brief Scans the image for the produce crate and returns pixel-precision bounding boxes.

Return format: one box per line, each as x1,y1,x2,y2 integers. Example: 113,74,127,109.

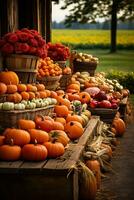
73,60,97,76
0,105,54,128
88,107,118,124
0,117,100,200
119,97,128,120
60,74,72,90
37,75,62,91
4,54,39,83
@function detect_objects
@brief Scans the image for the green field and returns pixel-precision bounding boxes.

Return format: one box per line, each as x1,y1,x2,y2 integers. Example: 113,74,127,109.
52,29,134,73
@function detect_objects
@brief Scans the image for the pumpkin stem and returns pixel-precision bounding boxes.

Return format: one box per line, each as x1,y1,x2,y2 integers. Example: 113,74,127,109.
10,138,14,146
34,139,38,145
70,122,74,126
82,95,86,98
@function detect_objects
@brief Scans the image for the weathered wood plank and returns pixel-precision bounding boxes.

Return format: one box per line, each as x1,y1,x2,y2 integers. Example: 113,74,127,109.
78,116,100,146
0,161,23,173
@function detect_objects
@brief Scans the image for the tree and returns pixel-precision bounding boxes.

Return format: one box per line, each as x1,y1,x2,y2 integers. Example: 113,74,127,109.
61,0,134,52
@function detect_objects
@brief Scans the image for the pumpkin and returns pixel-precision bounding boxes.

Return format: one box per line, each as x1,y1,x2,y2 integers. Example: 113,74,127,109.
52,121,64,131
63,67,71,75
54,105,69,118
22,142,48,161
7,92,22,103
28,129,49,144
0,135,5,146
45,90,51,97
67,93,80,101
67,83,80,92
56,90,65,96
66,114,83,125
51,91,58,99
35,116,53,132
28,92,36,100
27,84,37,92
35,92,41,98
0,71,19,85
78,162,97,200
85,159,101,189
79,92,91,104
17,83,27,92
66,88,79,94
36,83,45,91
6,84,18,94
2,102,14,110
101,143,113,159
4,128,30,146
112,117,126,136
65,121,84,140
44,141,65,158
21,91,30,100
57,96,71,109
49,130,70,147
84,81,98,88
39,91,47,99
0,142,21,161
55,117,66,126
0,82,7,94
18,119,36,130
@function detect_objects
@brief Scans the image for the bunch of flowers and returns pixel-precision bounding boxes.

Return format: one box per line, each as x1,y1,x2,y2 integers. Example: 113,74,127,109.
46,42,70,61
0,28,47,59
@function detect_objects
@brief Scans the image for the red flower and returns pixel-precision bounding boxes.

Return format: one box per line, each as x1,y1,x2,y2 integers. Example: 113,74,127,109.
4,33,18,43
30,29,39,36
28,38,38,47
14,42,30,54
35,35,46,47
35,47,47,58
17,32,31,42
1,43,14,54
28,46,37,55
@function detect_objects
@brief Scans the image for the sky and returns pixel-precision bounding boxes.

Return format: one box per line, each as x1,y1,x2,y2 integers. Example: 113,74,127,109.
52,1,70,22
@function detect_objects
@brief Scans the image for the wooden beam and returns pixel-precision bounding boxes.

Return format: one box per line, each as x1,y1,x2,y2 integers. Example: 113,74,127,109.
46,0,52,42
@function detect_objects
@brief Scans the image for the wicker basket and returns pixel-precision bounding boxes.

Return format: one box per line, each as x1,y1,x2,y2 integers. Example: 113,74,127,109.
73,60,97,76
37,75,62,91
0,94,8,103
88,107,118,124
4,54,39,83
0,105,54,128
60,74,72,90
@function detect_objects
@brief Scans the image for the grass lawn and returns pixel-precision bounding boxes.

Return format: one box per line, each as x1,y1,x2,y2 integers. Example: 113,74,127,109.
75,49,134,73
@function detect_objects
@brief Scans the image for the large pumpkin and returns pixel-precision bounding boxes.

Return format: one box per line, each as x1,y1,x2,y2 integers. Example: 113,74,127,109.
54,105,69,118
112,117,126,136
65,121,84,140
0,71,19,85
18,119,36,130
28,129,49,144
66,114,83,125
49,130,70,147
22,143,48,161
52,121,64,131
4,128,30,146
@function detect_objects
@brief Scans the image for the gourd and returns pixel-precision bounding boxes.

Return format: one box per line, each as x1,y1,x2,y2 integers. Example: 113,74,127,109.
28,129,49,144
65,121,84,140
0,82,7,94
18,119,36,130
14,103,25,110
25,101,36,109
49,130,70,147
0,71,19,85
2,102,14,110
112,117,126,136
44,141,65,158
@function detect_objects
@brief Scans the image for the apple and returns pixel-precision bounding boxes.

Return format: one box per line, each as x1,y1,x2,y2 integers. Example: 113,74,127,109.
99,100,112,109
95,91,107,101
89,100,98,108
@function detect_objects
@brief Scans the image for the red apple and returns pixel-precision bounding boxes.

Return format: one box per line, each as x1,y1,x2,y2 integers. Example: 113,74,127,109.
89,100,98,108
99,100,112,109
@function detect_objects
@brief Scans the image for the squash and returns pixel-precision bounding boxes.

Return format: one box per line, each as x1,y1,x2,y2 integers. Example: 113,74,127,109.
49,130,70,147
18,119,36,130
0,82,7,94
28,129,49,144
112,117,126,136
0,71,19,85
65,121,84,140
44,141,65,158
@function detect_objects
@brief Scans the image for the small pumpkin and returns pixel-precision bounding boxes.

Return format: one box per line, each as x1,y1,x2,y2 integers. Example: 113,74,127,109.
17,83,27,92
56,90,65,96
79,91,91,104
22,142,48,161
14,103,25,110
28,129,49,144
67,92,80,101
0,141,21,161
39,91,47,99
6,84,17,94
52,121,64,131
55,117,66,126
112,117,126,136
57,96,71,109
21,91,30,100
65,121,84,140
0,71,19,85
35,116,53,132
54,105,69,118
66,114,83,125
49,130,70,147
28,92,36,100
27,84,37,92
44,141,65,158
67,83,80,92
18,119,36,130
2,102,14,110
36,83,45,91
4,128,30,146
7,92,22,103
0,82,7,94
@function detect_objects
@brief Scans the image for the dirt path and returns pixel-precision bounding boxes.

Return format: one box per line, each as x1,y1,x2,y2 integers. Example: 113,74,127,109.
96,118,134,200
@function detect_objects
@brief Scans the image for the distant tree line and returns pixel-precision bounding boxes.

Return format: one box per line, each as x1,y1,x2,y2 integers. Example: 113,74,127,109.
52,20,134,30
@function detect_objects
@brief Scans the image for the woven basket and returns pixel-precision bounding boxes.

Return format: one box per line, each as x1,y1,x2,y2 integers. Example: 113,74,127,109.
0,105,54,128
60,74,72,90
73,60,97,76
4,54,39,83
0,94,8,103
37,75,62,91
88,107,118,124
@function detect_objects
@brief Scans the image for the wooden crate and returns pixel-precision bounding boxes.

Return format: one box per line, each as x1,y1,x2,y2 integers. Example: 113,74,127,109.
0,106,54,128
0,117,99,200
88,107,118,124
119,97,128,120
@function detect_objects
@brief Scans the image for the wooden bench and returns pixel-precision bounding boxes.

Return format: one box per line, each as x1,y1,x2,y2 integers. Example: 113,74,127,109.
0,116,100,200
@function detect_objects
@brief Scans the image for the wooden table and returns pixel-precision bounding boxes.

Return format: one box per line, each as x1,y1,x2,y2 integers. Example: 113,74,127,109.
0,116,100,200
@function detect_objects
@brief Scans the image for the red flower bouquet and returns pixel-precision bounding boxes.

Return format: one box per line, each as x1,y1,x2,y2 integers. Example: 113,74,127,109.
0,28,47,59
46,42,70,61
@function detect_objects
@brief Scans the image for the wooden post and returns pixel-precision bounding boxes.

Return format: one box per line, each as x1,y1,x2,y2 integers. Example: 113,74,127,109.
7,0,18,32
46,0,52,42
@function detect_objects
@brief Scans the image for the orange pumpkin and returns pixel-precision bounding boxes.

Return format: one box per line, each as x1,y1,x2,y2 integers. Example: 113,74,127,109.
28,129,49,144
0,82,7,94
57,96,71,109
56,90,65,96
6,84,18,94
0,135,5,146
22,143,48,161
4,128,30,146
35,92,41,98
51,91,58,99
112,117,126,136
0,71,19,85
36,83,45,91
85,159,101,189
21,91,30,100
7,92,22,103
67,93,80,101
65,121,84,140
79,91,91,104
44,141,65,158
101,143,113,159
49,130,70,147
18,119,36,130
39,91,47,98
55,117,66,126
52,121,64,131
17,83,27,92
28,92,36,100
45,90,51,97
66,114,83,125
54,105,69,117
27,84,37,92
0,143,21,161
67,83,80,92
